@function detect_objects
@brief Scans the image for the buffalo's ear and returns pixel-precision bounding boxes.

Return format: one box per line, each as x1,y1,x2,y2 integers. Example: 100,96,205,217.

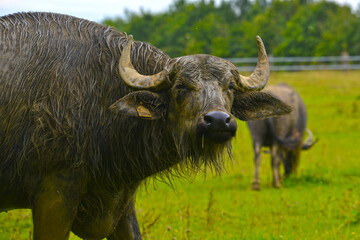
109,91,168,119
232,91,292,121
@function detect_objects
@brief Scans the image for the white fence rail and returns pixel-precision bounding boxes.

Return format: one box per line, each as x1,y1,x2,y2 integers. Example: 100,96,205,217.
227,55,360,71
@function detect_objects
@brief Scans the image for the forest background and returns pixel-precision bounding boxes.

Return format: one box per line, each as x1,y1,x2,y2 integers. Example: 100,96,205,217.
102,0,360,59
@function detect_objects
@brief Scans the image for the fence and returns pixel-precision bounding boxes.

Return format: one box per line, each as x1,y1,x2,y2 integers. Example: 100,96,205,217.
227,55,360,71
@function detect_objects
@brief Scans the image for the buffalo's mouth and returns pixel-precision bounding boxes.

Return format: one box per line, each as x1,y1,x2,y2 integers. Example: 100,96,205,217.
204,130,236,143
196,111,237,143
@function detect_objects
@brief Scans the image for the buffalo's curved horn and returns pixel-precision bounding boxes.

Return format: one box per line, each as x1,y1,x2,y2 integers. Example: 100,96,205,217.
237,36,270,92
119,35,169,90
302,129,318,150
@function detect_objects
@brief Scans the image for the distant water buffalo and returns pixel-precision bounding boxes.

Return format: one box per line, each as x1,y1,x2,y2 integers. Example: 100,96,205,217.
0,12,291,240
247,83,316,190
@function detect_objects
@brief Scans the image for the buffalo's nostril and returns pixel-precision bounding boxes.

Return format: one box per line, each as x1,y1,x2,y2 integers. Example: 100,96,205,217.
204,115,213,125
204,111,231,127
225,116,230,124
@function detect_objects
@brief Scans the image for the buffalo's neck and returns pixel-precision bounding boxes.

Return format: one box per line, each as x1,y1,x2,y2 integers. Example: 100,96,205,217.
101,117,181,184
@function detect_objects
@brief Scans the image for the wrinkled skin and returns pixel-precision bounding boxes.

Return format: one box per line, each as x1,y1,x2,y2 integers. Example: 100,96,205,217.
247,83,316,190
0,12,291,240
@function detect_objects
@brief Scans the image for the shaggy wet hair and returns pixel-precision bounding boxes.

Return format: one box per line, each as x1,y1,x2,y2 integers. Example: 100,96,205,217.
0,12,231,195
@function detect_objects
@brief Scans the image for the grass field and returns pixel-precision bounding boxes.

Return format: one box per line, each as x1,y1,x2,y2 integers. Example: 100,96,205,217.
1,71,360,240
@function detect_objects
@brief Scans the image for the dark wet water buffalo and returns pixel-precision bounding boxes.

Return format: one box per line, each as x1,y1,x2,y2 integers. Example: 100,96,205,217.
247,83,316,190
0,12,291,240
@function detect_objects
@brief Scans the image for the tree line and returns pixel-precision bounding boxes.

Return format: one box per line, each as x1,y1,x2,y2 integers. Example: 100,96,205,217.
103,0,360,58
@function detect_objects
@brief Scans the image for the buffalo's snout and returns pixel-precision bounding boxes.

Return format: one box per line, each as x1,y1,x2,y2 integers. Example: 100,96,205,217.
197,111,237,143
204,111,231,126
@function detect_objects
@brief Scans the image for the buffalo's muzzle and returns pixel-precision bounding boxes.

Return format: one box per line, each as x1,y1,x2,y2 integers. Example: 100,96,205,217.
197,111,237,143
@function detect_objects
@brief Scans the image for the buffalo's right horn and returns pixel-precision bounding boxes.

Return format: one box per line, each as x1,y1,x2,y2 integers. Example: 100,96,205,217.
119,35,170,91
302,129,317,150
237,36,270,92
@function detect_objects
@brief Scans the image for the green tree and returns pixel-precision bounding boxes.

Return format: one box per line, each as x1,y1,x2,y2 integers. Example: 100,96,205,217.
229,0,300,57
102,0,360,58
348,17,360,55
274,1,357,56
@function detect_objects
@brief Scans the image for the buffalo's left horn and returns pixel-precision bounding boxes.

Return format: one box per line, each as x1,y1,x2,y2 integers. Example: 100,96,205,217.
119,35,170,90
237,36,270,92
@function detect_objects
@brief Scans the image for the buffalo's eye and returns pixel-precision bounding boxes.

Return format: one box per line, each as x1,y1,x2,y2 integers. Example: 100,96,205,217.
174,83,189,103
228,82,235,91
175,83,187,90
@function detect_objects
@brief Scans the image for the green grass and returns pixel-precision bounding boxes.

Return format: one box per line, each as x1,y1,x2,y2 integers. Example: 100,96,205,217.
1,71,360,239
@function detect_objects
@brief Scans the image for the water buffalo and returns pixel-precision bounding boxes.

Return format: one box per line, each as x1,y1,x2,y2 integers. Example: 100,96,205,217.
247,83,316,190
0,12,291,240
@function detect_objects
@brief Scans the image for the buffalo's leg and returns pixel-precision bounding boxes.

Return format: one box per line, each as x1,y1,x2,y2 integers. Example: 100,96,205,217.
251,142,262,190
107,201,142,240
271,144,282,188
284,149,301,177
283,150,293,177
32,171,83,240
